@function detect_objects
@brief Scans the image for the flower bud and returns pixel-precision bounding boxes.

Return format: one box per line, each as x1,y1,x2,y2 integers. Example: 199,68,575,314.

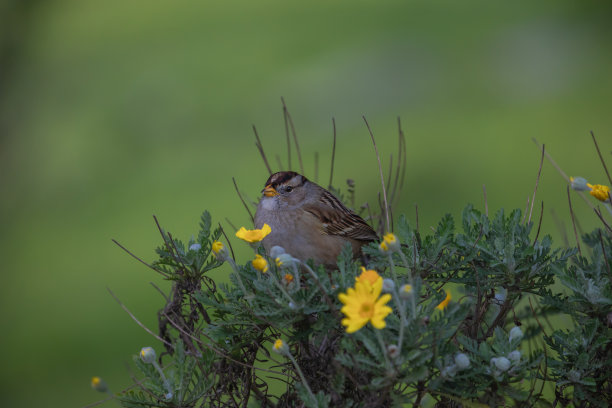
212,241,228,261
189,243,201,251
570,176,589,191
399,284,413,299
508,326,523,343
356,267,381,286
379,233,400,253
491,356,511,372
441,364,458,378
284,273,294,284
387,344,400,359
382,278,395,293
252,254,269,273
589,183,611,202
275,253,298,268
91,376,108,393
454,353,470,370
270,245,286,258
508,350,521,363
140,346,157,364
272,338,289,355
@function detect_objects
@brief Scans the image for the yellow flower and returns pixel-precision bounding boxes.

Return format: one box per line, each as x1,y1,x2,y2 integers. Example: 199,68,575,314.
436,290,452,311
212,241,224,256
272,338,288,354
338,278,392,333
399,284,412,299
379,232,399,252
284,273,294,284
90,376,108,392
587,183,611,202
235,224,272,243
252,254,269,273
355,267,381,286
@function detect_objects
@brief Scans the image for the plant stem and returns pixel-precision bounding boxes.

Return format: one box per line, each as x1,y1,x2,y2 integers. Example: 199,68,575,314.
375,328,392,370
286,350,316,401
396,251,417,319
387,254,407,349
228,259,252,305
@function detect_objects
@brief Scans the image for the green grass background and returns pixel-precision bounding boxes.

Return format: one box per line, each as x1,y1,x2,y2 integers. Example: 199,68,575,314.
1,1,611,406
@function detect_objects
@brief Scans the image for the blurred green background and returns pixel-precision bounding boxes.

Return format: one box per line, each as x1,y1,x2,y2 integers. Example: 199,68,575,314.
1,0,611,406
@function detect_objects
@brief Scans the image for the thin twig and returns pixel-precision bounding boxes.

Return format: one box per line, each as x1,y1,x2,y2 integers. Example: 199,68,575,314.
167,232,191,274
567,186,582,257
224,217,237,231
281,97,304,175
390,118,404,205
363,116,390,232
532,138,569,182
550,208,569,248
528,297,549,337
275,154,284,170
80,395,119,408
232,177,255,223
281,97,292,172
162,312,285,375
107,287,173,347
591,130,612,187
386,153,393,196
593,207,612,235
522,196,530,224
328,118,337,189
532,201,544,246
219,223,236,261
253,125,272,175
153,215,186,276
111,239,169,278
150,281,170,302
529,144,545,224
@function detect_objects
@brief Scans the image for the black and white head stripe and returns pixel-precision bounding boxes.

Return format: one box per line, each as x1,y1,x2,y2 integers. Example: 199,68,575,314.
264,171,307,188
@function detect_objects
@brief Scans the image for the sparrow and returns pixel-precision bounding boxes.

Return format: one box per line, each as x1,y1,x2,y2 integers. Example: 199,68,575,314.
254,171,378,269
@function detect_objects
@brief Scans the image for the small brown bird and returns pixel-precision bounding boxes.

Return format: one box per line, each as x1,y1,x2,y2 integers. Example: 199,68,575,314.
254,171,378,268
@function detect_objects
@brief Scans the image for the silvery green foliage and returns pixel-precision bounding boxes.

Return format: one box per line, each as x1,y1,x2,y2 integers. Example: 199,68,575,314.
113,207,611,407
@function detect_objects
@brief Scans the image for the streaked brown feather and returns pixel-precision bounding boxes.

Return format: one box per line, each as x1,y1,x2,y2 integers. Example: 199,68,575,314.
303,190,378,242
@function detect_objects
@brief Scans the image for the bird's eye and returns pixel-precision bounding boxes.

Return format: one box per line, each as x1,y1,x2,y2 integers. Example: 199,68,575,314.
285,186,293,193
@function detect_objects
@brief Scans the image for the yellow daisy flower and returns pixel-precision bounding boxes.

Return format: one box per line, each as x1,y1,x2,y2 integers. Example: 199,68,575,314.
272,338,288,354
355,267,381,286
436,290,452,311
252,254,269,273
212,241,224,255
211,241,228,261
338,278,392,333
235,224,272,243
379,232,399,252
587,183,611,202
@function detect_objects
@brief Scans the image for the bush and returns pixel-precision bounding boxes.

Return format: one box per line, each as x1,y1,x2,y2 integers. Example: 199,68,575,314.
107,202,610,407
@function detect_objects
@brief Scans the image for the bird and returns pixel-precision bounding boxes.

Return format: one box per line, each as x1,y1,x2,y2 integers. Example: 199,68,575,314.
254,171,378,269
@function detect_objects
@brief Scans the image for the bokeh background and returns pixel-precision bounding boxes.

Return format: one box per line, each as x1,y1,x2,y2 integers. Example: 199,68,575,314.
1,0,611,406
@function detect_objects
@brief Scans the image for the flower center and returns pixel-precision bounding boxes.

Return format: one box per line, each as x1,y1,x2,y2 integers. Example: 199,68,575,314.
359,301,374,318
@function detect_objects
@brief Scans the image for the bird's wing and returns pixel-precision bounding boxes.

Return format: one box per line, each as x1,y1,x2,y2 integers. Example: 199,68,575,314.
303,190,379,242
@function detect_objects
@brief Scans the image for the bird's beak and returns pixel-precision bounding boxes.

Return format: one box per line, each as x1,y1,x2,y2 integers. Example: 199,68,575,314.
263,185,278,197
